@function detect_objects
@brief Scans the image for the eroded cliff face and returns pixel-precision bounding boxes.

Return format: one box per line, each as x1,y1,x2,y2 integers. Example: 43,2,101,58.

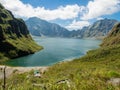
0,3,42,60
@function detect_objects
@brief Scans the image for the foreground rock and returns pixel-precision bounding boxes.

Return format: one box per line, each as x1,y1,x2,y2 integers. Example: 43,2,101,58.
107,78,120,86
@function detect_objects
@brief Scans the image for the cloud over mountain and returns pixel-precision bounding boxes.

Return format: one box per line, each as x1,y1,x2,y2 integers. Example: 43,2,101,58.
66,20,90,30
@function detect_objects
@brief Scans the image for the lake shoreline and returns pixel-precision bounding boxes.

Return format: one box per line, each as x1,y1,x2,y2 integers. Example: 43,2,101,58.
0,58,75,79
0,38,101,79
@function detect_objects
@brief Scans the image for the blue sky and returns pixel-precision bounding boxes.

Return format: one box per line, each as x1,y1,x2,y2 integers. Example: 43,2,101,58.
22,0,88,9
1,0,120,30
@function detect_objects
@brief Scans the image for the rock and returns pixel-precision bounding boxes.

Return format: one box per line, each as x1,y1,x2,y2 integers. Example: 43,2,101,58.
0,12,7,18
107,78,120,86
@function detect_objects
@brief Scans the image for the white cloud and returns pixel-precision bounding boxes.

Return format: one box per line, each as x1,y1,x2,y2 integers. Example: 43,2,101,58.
66,20,90,30
96,17,104,20
0,0,85,20
81,0,120,20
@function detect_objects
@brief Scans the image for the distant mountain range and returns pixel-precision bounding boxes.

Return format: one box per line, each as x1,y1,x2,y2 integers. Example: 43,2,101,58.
26,17,119,38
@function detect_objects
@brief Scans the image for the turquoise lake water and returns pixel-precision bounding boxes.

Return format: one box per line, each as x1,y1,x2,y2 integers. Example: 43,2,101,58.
5,37,101,67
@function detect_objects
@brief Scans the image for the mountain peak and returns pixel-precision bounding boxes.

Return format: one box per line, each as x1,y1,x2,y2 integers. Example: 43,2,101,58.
29,17,40,20
26,17,70,37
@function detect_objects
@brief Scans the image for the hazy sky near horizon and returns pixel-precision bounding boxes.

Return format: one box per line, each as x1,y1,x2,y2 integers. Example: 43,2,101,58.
1,0,120,30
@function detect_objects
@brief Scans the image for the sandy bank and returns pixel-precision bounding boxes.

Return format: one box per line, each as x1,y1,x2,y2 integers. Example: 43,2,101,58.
0,65,48,79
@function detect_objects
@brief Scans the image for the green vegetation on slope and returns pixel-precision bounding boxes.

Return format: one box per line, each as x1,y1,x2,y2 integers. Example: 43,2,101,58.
101,23,120,46
0,3,42,62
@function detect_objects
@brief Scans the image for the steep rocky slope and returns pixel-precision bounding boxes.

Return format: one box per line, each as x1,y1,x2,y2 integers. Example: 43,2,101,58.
72,19,118,38
84,19,118,38
0,3,42,61
26,17,71,37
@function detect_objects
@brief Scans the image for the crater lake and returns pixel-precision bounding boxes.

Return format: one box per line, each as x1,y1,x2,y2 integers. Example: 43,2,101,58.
5,37,101,67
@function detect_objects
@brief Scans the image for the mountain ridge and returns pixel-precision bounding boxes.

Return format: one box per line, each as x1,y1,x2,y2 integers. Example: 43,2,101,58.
26,17,118,38
26,17,71,37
